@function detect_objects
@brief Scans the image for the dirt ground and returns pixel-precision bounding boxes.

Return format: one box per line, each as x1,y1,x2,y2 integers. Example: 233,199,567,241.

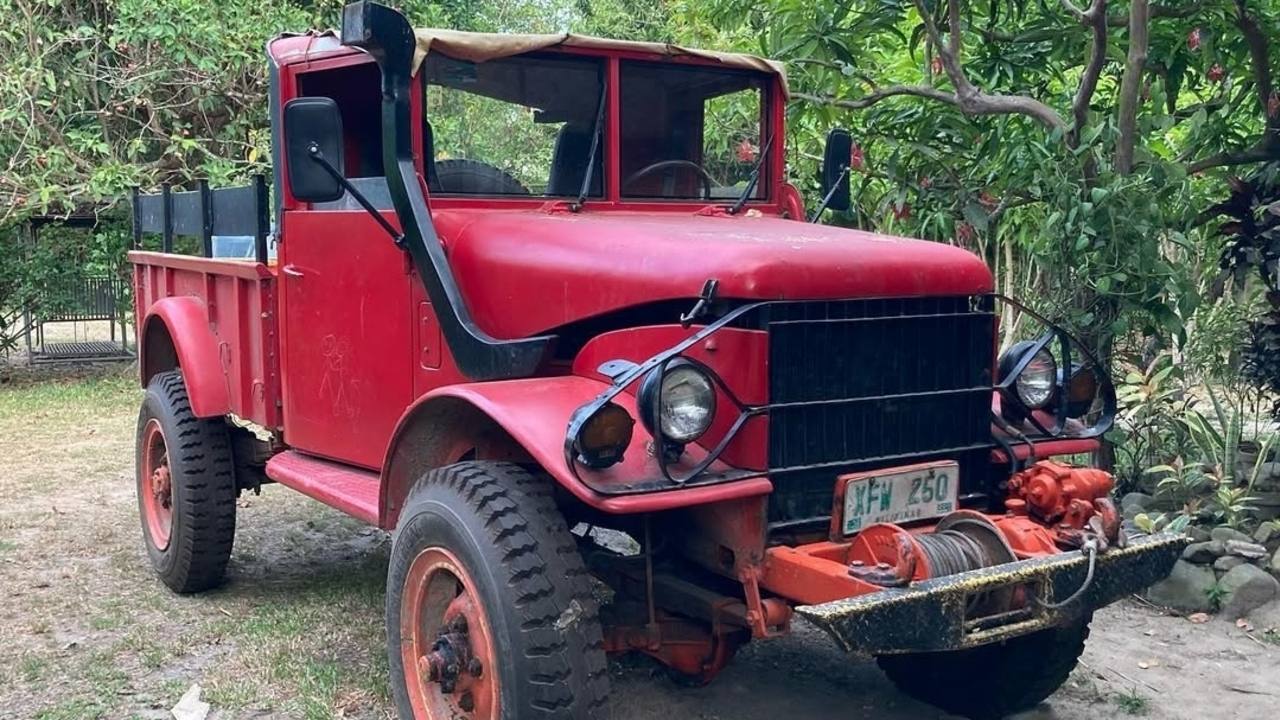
2,367,1278,720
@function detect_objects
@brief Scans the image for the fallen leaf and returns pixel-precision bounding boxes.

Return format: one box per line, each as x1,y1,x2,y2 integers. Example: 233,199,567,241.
1236,618,1253,631
1188,613,1211,624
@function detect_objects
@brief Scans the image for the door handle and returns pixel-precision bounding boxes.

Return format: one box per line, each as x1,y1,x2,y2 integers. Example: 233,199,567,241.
282,264,305,279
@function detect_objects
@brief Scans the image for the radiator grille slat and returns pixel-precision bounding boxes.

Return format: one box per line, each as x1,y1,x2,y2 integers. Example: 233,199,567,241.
765,296,995,526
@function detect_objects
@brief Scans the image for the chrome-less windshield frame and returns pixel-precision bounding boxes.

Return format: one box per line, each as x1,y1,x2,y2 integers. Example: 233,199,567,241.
617,60,771,203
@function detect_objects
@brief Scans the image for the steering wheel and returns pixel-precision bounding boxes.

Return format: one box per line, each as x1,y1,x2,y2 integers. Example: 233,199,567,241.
623,160,718,199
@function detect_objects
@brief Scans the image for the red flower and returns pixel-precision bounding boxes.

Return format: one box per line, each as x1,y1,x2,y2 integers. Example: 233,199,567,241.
930,56,943,75
850,142,865,172
735,139,758,163
1187,28,1201,52
979,191,999,209
893,202,912,221
919,176,933,189
1207,64,1225,83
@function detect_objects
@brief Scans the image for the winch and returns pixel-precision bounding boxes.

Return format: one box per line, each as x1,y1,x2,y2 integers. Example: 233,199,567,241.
1006,460,1122,549
846,511,1019,588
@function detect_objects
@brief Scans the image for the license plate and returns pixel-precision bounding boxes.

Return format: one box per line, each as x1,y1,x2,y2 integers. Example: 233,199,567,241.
839,461,959,535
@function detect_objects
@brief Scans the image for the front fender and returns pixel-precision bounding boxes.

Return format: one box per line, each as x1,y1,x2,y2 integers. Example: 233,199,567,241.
379,376,771,525
140,296,230,418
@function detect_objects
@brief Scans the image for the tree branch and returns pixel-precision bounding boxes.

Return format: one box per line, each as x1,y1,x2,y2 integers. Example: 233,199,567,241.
1115,0,1150,174
1235,0,1275,132
1107,0,1203,26
1186,0,1280,172
792,87,960,111
1070,0,1109,147
912,0,1069,132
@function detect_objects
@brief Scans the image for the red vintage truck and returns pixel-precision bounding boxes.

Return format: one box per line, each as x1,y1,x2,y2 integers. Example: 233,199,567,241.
128,3,1184,718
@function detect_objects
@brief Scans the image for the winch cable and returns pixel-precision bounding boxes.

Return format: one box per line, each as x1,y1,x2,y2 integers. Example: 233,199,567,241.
916,530,993,577
1033,537,1099,610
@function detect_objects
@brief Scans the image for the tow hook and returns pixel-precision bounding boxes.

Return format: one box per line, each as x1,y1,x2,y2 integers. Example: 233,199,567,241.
420,615,483,693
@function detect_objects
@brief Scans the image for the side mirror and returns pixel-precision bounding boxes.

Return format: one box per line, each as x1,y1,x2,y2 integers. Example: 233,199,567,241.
819,128,853,214
283,97,346,203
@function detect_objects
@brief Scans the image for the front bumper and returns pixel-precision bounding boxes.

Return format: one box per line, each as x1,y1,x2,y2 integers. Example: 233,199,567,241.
795,532,1187,655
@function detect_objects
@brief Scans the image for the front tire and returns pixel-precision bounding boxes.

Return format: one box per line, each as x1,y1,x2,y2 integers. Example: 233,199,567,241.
387,462,609,720
876,616,1091,719
135,370,237,593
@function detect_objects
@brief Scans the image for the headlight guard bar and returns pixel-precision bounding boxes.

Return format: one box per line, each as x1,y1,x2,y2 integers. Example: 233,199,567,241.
564,295,1116,493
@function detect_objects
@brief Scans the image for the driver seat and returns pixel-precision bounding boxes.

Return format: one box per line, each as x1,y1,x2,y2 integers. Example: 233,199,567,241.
547,123,603,197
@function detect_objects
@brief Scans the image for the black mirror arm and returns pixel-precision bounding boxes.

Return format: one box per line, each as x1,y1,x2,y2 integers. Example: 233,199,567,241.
808,164,851,222
306,143,405,247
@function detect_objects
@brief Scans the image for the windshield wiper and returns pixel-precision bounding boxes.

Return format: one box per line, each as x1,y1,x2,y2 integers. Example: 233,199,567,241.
571,82,608,212
727,132,775,215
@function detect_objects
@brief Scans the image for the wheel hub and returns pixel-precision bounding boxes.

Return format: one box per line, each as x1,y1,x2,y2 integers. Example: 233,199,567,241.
401,547,499,719
139,418,174,551
151,465,172,508
420,615,485,694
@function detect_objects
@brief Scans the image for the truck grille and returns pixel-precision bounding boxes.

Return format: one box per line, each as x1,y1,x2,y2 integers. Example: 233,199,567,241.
764,296,996,527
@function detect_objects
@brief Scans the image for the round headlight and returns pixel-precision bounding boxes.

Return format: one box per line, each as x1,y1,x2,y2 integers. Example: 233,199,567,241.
1015,348,1057,409
573,402,634,469
639,362,717,444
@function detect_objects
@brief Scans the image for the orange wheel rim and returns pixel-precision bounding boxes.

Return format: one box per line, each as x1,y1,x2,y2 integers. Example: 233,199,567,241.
401,546,500,720
140,418,173,551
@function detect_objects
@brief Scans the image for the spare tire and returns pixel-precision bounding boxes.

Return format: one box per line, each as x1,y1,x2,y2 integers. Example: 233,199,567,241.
432,159,530,195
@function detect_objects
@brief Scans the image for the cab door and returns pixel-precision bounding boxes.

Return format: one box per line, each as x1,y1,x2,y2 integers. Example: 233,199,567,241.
277,59,414,469
279,209,413,469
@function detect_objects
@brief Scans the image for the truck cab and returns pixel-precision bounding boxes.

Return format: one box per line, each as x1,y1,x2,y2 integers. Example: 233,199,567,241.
127,3,1185,719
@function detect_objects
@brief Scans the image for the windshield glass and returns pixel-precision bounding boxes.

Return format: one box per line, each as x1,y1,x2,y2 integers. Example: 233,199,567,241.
619,61,768,201
423,53,604,197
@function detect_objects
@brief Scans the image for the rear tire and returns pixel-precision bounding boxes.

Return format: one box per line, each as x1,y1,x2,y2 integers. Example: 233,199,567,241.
876,616,1091,719
433,159,530,195
387,461,609,720
135,370,237,593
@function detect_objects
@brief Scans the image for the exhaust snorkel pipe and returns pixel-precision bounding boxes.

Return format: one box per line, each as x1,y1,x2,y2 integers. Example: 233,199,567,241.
339,1,555,380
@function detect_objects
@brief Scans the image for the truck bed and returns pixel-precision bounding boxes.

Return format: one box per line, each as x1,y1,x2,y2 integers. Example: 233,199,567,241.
130,251,281,429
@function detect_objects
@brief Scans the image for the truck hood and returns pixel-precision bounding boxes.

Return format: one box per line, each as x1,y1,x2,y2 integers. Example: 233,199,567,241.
436,209,994,340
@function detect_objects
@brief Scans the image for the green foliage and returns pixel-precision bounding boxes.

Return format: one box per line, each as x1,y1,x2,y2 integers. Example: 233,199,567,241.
1114,688,1150,715
1205,582,1229,612
1114,353,1194,490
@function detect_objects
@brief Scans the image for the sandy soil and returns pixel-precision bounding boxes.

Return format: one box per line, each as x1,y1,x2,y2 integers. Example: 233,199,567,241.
1,369,1277,719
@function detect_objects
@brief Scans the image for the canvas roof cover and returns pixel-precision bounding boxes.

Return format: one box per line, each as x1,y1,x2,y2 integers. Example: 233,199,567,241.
412,28,789,97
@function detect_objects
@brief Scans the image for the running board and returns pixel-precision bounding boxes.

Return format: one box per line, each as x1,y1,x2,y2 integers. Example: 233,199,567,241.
265,451,381,526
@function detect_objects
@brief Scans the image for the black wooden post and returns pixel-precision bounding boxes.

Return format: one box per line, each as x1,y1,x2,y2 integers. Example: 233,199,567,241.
130,187,142,248
161,184,173,253
198,179,214,257
253,174,269,264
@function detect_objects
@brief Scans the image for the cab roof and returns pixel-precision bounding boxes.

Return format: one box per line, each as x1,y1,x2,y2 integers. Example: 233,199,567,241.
412,28,788,95
267,29,788,97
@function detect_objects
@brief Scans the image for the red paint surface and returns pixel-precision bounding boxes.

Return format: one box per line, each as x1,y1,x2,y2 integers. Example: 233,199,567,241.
990,438,1099,462
572,324,769,469
130,253,278,426
436,209,993,340
266,449,381,524
277,210,414,469
385,378,774,520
